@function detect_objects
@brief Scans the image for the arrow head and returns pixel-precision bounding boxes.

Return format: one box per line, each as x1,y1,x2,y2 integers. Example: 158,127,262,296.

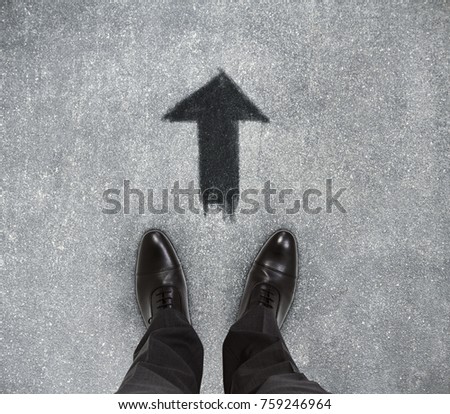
163,70,269,122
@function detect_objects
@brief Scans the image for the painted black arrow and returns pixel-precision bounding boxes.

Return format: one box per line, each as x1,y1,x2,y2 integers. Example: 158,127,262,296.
163,70,269,215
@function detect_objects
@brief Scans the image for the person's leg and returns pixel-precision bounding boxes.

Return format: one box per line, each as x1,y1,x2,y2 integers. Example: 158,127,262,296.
117,230,203,393
223,306,327,394
117,308,203,393
223,230,328,394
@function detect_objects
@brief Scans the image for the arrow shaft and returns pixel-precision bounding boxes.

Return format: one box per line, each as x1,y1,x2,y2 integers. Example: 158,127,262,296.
197,115,239,212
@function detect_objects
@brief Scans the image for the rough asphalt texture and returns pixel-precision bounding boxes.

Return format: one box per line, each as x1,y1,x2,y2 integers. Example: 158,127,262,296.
2,0,449,393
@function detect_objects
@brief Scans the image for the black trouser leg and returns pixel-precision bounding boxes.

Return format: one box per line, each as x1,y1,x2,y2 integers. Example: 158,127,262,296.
117,308,204,393
223,306,328,394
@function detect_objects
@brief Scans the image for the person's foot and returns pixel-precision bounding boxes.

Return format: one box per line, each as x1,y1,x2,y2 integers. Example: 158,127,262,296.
135,230,190,327
237,230,298,327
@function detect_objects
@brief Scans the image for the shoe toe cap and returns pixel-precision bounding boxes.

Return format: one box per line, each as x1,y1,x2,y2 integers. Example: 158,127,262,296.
137,230,180,274
256,230,297,276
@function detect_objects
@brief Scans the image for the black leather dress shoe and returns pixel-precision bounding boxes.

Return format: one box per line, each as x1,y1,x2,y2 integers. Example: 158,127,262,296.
237,230,298,327
135,230,190,327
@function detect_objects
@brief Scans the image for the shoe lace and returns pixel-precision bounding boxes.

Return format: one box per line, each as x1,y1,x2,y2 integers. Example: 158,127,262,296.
156,288,174,310
258,285,275,309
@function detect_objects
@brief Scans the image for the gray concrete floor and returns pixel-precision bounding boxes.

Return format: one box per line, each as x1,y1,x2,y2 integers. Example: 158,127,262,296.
2,0,449,393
